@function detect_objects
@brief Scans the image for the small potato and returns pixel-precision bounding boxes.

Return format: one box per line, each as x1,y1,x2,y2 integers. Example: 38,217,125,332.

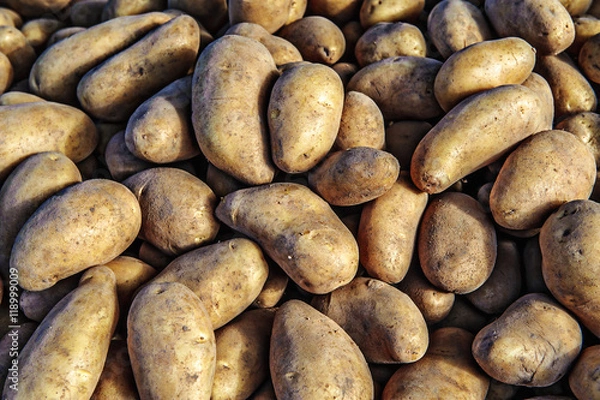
335,90,385,150
579,32,600,83
418,191,497,294
3,0,71,18
434,37,536,112
268,62,344,173
332,61,359,86
568,14,600,55
0,26,37,81
168,0,228,33
308,0,361,24
270,299,374,399
228,0,295,34
0,7,22,28
489,130,596,231
278,16,346,65
569,344,600,399
384,120,431,168
355,22,426,67
105,130,155,181
555,111,600,167
2,266,119,399
252,263,289,309
359,0,425,27
127,281,216,400
312,277,429,364
0,52,13,95
559,0,593,16
69,0,108,27
91,340,139,400
472,293,583,387
10,179,142,291
20,17,66,51
485,0,575,55
102,0,167,19
216,182,359,295
427,0,493,59
205,163,245,198
347,56,443,121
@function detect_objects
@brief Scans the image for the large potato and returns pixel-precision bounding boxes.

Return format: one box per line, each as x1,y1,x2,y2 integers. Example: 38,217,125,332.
215,182,359,294
191,34,278,185
10,179,142,291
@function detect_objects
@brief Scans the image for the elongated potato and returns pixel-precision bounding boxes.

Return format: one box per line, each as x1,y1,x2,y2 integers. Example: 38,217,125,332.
127,281,216,400
579,32,600,83
216,182,359,294
2,266,119,399
0,101,98,181
270,299,374,399
410,84,552,194
11,179,142,291
0,322,38,391
192,34,278,185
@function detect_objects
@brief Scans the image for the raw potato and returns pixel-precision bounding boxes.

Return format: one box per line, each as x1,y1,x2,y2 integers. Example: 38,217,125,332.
168,0,228,33
358,173,428,283
46,26,87,46
10,179,142,291
252,263,289,309
0,7,22,27
312,276,429,364
270,299,374,400
418,191,497,294
359,0,425,27
410,84,552,194
569,14,600,55
268,62,344,173
335,90,385,150
228,0,294,33
434,37,536,112
0,322,38,390
472,293,583,387
579,32,600,83
2,266,119,399
539,199,600,337
484,0,575,55
427,0,493,59
123,167,220,256
354,22,426,67
215,182,359,295
489,130,596,231
127,281,216,400
0,101,98,181
555,111,600,166
191,34,279,185
29,12,173,105
77,15,200,122
104,130,155,181
151,238,270,329
521,71,555,113
0,26,37,81
0,52,12,95
91,340,139,400
20,17,66,50
569,344,600,399
559,0,593,16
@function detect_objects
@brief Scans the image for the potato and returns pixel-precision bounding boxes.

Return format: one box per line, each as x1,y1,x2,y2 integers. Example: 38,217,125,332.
2,266,119,399
0,91,44,105
347,56,443,121
123,167,219,256
287,0,308,24
427,0,493,59
384,120,431,168
270,299,374,399
579,32,600,83
29,12,172,105
90,339,139,399
355,21,426,67
0,51,12,95
472,293,583,387
19,274,81,322
0,101,98,181
102,0,167,19
312,276,429,364
521,71,556,113
104,130,155,181
410,84,552,194
216,182,359,294
70,0,108,27
539,199,600,337
168,0,228,33
252,263,289,308
334,91,385,150
268,62,344,173
382,327,490,399
568,14,600,55
434,37,536,112
228,0,295,33
568,344,600,399
359,0,425,27
20,17,66,50
212,308,276,400
150,238,269,329
485,0,575,55
278,16,346,65
191,34,278,185
556,111,600,167
0,26,37,81
127,281,216,400
308,0,361,24
124,75,200,164
559,0,593,16
489,130,596,231
11,179,142,291
418,191,497,294
0,7,22,28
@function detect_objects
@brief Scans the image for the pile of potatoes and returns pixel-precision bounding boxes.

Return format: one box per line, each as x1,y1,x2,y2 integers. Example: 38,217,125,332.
2,0,600,398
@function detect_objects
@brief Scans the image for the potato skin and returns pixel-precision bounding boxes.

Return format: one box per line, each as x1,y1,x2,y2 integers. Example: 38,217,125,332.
11,179,142,291
359,0,424,28
0,52,12,95
555,111,600,166
355,22,426,67
579,32,600,83
335,90,385,150
0,26,37,81
127,281,216,400
228,0,294,33
90,339,139,400
569,344,600,399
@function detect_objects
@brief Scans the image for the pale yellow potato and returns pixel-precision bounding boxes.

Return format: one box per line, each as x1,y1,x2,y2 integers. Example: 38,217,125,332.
151,238,269,329
0,26,36,81
335,90,385,150
485,0,575,55
384,120,431,168
0,152,82,279
30,12,173,105
358,173,428,283
11,179,142,291
191,34,278,185
0,7,22,28
0,52,12,95
556,111,600,167
472,293,582,387
359,0,425,27
90,340,139,400
127,281,216,400
355,21,426,67
70,0,108,27
19,274,80,322
568,14,600,55
168,0,228,33
427,0,493,59
270,299,374,399
287,0,308,24
252,263,289,308
0,101,98,181
104,130,155,181
228,0,294,33
579,32,600,83
312,276,428,364
78,15,200,122
521,71,555,114
559,0,593,15
434,37,536,112
569,344,600,399
4,0,71,18
308,0,361,24
410,84,552,194
212,308,276,400
20,17,66,50
489,130,596,231
2,266,119,399
216,182,359,295
268,62,344,173
102,0,167,19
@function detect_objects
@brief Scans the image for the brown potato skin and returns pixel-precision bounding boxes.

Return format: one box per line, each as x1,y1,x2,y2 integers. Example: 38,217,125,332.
568,344,600,399
0,52,12,95
359,0,425,28
0,26,37,81
555,111,600,167
335,90,385,150
228,0,293,33
569,14,600,55
20,17,66,51
308,0,361,24
90,339,139,400
579,32,600,83
355,22,426,67
105,130,155,182
19,275,81,322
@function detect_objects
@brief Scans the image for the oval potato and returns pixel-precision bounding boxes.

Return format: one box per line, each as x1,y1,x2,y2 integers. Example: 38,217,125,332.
335,90,385,150
355,21,426,67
